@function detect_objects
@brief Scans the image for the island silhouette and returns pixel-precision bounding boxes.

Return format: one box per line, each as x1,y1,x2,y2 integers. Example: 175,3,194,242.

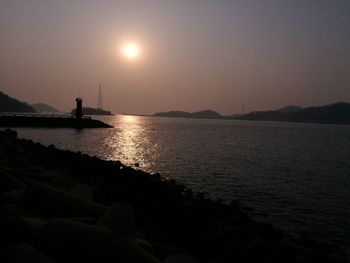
153,102,350,124
2,90,350,125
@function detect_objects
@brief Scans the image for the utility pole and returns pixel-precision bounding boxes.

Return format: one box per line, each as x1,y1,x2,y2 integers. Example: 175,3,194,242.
97,83,103,110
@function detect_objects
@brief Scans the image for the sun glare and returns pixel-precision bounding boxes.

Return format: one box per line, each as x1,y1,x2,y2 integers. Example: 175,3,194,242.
122,43,140,59
123,115,137,123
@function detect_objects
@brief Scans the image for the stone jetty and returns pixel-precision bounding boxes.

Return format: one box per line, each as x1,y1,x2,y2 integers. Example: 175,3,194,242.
0,129,348,262
0,97,112,128
0,115,112,128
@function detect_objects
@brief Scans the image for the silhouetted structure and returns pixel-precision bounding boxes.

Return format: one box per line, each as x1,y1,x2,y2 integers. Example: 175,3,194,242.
75,98,83,119
0,97,111,128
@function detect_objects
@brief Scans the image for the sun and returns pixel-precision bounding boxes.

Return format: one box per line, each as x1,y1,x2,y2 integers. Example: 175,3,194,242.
122,43,140,59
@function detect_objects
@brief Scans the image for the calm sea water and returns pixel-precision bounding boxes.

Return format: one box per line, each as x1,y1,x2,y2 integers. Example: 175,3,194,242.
10,115,350,245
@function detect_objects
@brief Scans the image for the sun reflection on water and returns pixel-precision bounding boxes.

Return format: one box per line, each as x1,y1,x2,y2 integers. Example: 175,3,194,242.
123,115,137,123
103,115,157,171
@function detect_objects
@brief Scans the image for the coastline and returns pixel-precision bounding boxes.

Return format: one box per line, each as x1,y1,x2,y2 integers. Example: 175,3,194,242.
0,129,348,262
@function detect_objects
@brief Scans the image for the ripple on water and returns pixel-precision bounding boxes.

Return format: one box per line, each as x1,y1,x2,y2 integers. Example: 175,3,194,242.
12,115,350,245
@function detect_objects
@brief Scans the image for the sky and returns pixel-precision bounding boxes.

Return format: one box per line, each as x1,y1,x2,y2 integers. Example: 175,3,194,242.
1,0,350,114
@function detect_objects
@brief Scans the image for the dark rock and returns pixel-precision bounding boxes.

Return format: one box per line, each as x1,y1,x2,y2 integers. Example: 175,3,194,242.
163,253,197,263
69,183,94,201
0,173,27,193
0,204,34,219
19,184,105,218
50,175,78,191
3,129,18,140
0,243,55,263
0,217,47,247
97,202,135,237
1,189,26,204
37,219,160,263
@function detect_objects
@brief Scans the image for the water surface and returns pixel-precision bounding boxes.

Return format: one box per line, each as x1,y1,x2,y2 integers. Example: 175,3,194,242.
11,115,350,245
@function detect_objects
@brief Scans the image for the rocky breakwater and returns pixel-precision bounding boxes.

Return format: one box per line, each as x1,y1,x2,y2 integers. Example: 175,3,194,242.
0,129,348,263
0,115,112,128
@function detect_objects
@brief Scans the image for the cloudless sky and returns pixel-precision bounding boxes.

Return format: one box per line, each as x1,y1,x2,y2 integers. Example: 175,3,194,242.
1,0,350,114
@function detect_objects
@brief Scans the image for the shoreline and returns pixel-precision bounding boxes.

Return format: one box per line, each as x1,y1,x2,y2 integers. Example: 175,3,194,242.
0,129,348,262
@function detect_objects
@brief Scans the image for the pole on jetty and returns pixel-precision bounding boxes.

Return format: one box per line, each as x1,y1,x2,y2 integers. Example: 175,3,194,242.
97,84,103,110
75,98,83,119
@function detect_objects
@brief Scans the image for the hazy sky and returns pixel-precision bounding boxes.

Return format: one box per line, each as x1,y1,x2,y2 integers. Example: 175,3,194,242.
1,0,350,114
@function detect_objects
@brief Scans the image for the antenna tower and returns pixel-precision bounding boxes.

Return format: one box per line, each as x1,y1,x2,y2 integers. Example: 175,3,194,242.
97,83,103,110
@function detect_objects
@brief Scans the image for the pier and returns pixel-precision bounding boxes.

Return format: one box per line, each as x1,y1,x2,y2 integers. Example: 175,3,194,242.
0,114,112,128
0,98,112,128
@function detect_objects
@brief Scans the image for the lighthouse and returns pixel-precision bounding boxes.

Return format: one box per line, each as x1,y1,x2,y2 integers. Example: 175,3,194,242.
75,98,83,119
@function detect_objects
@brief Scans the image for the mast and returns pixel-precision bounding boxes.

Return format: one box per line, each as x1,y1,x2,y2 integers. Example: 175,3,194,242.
97,83,103,110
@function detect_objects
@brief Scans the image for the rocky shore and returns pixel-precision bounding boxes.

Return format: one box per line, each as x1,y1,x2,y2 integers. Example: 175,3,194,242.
0,129,348,262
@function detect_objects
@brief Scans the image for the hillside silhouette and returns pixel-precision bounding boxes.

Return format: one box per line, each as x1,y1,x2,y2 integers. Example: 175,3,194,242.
154,109,223,119
236,102,350,124
31,103,59,113
0,91,35,113
153,102,350,124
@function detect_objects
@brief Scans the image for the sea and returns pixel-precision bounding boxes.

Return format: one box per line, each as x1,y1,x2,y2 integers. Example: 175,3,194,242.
9,115,350,246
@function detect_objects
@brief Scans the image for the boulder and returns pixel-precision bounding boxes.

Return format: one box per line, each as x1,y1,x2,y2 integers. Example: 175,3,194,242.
0,173,27,193
0,217,47,247
69,183,94,201
97,202,135,237
163,253,197,263
37,219,160,263
19,184,105,218
1,189,26,204
0,243,55,263
0,204,34,219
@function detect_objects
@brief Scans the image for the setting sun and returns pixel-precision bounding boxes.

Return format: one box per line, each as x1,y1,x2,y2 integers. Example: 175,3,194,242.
122,43,140,59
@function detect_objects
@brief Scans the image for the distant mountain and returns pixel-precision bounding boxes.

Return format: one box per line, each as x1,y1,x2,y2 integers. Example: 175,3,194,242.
31,103,59,113
224,113,241,119
154,109,223,119
192,110,223,119
0,91,35,113
154,111,192,118
71,107,113,116
278,105,303,114
235,102,350,124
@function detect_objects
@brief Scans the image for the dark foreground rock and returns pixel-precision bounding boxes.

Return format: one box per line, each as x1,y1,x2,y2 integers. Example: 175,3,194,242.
0,129,348,262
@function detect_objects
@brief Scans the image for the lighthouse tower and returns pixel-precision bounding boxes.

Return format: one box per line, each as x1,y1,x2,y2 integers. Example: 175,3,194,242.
75,98,83,119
